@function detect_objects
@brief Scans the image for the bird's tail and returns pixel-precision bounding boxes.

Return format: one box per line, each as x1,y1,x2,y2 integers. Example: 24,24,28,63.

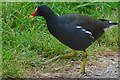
99,19,118,31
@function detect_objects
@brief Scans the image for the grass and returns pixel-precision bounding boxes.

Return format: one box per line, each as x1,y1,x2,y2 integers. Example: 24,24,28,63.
2,2,118,78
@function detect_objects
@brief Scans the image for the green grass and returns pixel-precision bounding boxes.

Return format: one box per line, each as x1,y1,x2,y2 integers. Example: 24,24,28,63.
2,2,118,78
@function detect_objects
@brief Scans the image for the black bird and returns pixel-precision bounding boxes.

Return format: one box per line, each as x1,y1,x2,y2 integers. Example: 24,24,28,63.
29,5,118,76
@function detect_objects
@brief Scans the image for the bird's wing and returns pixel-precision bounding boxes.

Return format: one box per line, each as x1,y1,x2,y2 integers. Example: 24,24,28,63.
60,14,103,31
59,14,105,41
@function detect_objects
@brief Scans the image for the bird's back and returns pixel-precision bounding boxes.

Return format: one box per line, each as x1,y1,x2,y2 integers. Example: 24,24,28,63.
47,14,117,50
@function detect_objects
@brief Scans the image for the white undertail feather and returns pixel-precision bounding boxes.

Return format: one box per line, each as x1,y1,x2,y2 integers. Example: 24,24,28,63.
104,25,117,31
103,20,118,31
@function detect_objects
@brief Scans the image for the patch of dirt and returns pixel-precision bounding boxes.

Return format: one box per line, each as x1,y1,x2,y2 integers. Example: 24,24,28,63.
27,51,119,78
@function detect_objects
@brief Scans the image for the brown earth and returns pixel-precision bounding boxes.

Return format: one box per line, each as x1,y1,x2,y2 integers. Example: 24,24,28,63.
28,51,119,78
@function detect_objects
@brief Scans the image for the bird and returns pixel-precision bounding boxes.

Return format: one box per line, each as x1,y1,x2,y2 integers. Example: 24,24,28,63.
29,5,118,76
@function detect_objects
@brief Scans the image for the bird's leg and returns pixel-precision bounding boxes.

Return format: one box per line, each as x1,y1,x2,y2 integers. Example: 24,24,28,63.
51,50,77,67
61,50,77,59
28,50,77,66
44,50,77,64
79,50,87,77
28,55,61,66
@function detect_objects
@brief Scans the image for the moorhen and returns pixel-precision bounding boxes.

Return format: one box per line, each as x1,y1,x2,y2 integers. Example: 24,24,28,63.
29,5,118,76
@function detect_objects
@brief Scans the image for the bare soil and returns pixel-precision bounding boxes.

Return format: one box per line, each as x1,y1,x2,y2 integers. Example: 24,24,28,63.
28,51,119,78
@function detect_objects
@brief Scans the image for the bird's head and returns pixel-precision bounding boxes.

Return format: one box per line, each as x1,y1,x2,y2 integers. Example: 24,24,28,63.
29,5,52,18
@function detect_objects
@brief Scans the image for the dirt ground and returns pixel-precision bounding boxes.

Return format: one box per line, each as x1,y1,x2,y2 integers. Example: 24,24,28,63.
28,51,119,78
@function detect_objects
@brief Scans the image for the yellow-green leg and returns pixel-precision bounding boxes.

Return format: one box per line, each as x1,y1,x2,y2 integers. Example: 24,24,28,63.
29,50,77,66
42,50,77,65
79,50,87,77
61,50,77,59
52,50,77,67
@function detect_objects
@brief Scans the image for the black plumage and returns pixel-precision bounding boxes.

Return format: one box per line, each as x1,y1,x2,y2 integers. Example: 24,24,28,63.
30,5,117,50
29,5,118,76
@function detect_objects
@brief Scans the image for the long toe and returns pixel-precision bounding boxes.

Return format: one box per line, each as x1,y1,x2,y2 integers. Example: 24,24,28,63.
78,71,87,77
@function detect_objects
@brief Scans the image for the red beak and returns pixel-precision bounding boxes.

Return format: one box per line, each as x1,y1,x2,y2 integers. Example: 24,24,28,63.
29,8,38,18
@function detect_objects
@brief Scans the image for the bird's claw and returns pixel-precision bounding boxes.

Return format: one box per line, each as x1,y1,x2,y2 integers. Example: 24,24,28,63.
78,71,87,77
28,55,61,66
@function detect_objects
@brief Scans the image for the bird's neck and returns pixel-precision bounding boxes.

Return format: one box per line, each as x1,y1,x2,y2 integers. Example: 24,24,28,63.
42,10,56,23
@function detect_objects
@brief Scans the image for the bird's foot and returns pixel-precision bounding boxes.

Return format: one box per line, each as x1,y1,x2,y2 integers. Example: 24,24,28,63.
43,53,77,67
28,55,61,67
28,51,77,67
78,71,87,77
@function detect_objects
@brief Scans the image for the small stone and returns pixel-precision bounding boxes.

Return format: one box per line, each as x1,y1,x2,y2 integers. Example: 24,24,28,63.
76,66,81,69
55,74,63,78
55,67,60,71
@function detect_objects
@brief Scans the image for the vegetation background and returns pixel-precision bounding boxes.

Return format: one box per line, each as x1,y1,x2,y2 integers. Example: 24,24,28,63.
2,2,118,78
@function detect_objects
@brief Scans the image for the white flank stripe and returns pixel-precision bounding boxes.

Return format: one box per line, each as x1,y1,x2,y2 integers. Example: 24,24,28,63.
76,26,94,39
84,30,92,35
76,26,92,35
90,36,94,39
76,26,82,29
81,29,92,35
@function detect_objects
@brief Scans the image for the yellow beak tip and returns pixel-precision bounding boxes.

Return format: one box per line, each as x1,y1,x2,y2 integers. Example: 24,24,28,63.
29,15,34,18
